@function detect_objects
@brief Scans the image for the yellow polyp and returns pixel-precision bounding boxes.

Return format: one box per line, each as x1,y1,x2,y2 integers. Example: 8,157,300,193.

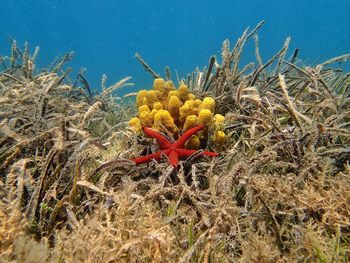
184,100,197,115
188,93,196,100
154,90,162,100
183,115,198,131
193,99,202,114
200,97,215,112
160,99,168,109
153,79,167,103
153,110,178,133
153,78,165,92
138,104,150,114
145,90,158,109
213,114,225,127
194,99,202,108
129,117,142,132
139,111,152,127
213,130,226,144
184,100,193,107
153,102,163,110
150,109,158,121
178,84,189,102
198,109,213,126
167,90,180,101
179,104,190,123
168,95,181,119
165,80,176,91
185,135,200,150
136,89,147,107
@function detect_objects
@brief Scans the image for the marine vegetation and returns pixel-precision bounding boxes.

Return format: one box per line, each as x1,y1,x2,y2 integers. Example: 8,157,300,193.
1,22,350,262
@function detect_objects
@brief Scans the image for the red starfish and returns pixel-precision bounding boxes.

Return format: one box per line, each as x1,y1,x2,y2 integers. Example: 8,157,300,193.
132,125,219,167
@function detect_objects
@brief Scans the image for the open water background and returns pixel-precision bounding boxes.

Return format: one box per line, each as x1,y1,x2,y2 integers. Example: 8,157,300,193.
0,0,349,94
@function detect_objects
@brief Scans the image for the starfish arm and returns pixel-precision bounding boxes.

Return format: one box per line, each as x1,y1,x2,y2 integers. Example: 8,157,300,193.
174,125,205,148
132,149,168,165
168,149,179,167
176,148,219,158
202,151,219,157
143,127,172,149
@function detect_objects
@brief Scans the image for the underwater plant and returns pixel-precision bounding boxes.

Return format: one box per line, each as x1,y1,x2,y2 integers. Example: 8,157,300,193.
1,21,350,262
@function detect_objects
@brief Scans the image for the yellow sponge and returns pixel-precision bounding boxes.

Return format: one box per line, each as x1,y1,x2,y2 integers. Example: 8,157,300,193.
200,97,215,112
213,130,226,144
188,93,196,100
132,80,225,148
198,109,213,126
194,99,202,108
185,135,200,150
139,105,150,114
150,109,158,120
153,78,165,92
145,90,158,109
168,95,182,120
183,100,198,115
213,114,225,127
167,90,180,101
153,102,163,110
129,117,142,132
178,84,189,102
179,104,190,124
139,111,152,127
153,110,178,134
183,115,198,131
165,80,175,91
136,90,147,107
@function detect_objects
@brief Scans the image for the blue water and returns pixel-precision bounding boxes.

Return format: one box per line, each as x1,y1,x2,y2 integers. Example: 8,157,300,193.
1,0,349,94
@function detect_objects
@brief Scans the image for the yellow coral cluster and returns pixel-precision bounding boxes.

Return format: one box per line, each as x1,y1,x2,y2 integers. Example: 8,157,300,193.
129,78,226,149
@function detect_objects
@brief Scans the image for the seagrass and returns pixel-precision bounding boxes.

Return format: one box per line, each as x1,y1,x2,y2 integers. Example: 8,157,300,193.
1,22,350,262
